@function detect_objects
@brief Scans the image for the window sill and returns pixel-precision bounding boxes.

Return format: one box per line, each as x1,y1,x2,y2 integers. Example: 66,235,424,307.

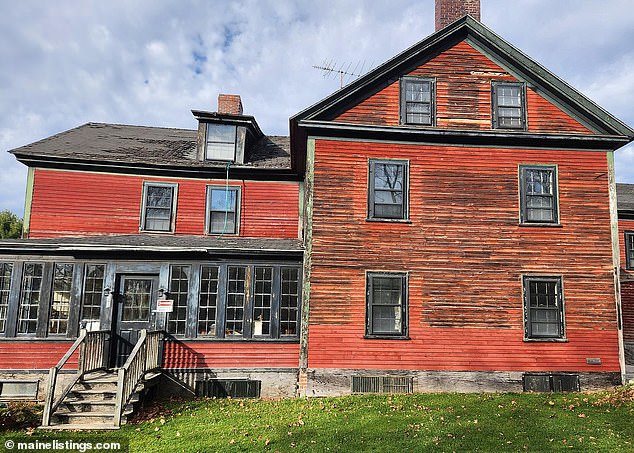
165,337,300,343
366,218,412,224
364,334,410,340
139,229,175,234
518,223,562,228
523,337,568,343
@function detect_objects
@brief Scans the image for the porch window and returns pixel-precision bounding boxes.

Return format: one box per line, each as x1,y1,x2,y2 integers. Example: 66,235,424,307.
198,265,219,336
81,264,105,329
206,124,237,161
492,82,526,129
167,265,189,336
206,186,240,235
18,263,44,334
48,263,73,335
225,266,247,336
626,232,634,270
523,276,565,340
253,267,273,337
0,263,13,333
519,165,559,224
141,182,177,232
280,267,300,336
366,272,408,338
368,159,408,220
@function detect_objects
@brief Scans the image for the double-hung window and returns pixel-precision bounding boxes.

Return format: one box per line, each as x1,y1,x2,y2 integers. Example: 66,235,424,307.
141,182,177,232
206,186,240,235
401,77,434,126
523,276,565,340
492,82,526,130
368,159,408,220
366,272,408,338
519,165,559,224
206,124,237,161
626,232,634,270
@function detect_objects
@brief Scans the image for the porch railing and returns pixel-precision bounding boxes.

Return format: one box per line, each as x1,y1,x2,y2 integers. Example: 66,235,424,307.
114,329,163,426
42,329,110,426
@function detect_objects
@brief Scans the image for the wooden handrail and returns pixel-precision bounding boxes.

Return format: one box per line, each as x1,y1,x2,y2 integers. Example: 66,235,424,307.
42,329,110,426
114,330,163,426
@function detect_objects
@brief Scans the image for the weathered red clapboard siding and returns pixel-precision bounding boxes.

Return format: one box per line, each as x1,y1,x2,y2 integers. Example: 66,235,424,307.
334,41,593,135
28,169,299,239
307,138,619,372
0,342,77,370
162,341,299,369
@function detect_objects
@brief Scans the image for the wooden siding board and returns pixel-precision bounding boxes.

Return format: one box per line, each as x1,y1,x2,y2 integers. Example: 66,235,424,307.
307,138,619,372
28,169,300,239
334,41,593,135
0,342,78,369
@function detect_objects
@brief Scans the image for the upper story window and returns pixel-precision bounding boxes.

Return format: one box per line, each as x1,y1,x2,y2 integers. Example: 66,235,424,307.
626,232,634,270
523,276,565,340
366,272,408,339
519,165,559,224
206,186,240,235
400,77,434,126
368,159,409,221
206,124,237,161
141,182,177,232
492,82,526,130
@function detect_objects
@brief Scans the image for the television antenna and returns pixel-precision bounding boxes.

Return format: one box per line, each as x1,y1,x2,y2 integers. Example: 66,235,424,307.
313,59,374,88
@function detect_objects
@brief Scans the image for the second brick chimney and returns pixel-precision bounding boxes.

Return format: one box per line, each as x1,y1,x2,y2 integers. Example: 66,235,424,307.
435,0,480,31
217,94,243,116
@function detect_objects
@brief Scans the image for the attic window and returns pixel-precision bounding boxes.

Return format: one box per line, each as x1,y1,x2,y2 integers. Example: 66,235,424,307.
492,82,526,130
400,77,434,126
206,124,237,161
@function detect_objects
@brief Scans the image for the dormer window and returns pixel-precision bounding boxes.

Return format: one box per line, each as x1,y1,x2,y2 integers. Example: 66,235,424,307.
206,124,237,161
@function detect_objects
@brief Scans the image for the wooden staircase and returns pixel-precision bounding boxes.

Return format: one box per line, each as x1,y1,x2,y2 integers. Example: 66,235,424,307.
41,329,163,430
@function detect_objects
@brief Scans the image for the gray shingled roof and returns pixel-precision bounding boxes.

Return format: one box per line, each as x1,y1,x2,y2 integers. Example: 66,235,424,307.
0,234,303,255
617,183,634,212
9,123,291,170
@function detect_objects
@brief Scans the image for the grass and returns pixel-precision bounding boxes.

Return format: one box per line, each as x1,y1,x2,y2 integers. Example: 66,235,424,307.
1,387,633,452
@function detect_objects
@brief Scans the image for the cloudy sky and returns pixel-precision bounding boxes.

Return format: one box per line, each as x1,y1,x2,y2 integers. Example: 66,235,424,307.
1,0,633,215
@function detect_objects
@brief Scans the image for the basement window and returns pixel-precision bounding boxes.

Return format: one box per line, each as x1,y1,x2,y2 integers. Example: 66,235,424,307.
0,380,39,400
523,276,565,340
523,374,579,392
366,272,408,338
626,232,634,270
206,124,237,161
141,182,177,232
400,77,435,126
492,81,526,130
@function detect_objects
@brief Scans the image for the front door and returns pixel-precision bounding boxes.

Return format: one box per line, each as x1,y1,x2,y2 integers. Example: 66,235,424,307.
111,275,159,367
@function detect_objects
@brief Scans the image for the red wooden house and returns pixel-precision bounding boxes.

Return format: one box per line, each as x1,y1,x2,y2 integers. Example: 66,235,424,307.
290,1,634,395
618,183,634,377
0,0,632,429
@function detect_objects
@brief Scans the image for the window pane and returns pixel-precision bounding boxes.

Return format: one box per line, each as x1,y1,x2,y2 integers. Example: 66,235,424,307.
0,263,13,333
122,279,152,322
198,266,219,336
167,266,189,336
374,164,403,190
494,84,523,129
206,124,236,161
81,264,104,328
371,161,406,220
280,268,300,336
369,274,405,336
208,188,238,234
226,266,246,336
253,267,273,337
18,263,43,334
143,184,174,231
403,79,432,125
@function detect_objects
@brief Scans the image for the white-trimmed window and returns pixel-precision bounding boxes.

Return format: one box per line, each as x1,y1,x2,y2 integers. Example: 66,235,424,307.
141,182,177,232
206,124,237,161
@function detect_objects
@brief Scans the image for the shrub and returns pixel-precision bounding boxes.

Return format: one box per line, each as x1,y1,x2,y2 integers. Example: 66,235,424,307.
0,402,42,431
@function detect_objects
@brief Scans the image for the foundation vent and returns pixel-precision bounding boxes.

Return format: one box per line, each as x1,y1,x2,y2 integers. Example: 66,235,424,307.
195,379,261,398
523,373,580,392
351,376,413,394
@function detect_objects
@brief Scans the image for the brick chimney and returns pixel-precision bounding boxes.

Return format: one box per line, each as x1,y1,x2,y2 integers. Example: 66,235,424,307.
217,94,243,115
435,0,480,31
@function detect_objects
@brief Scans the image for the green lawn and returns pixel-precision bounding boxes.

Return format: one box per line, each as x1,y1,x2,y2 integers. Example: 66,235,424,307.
2,387,633,452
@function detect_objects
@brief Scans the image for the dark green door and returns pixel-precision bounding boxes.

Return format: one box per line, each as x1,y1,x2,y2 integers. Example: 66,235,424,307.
111,275,158,367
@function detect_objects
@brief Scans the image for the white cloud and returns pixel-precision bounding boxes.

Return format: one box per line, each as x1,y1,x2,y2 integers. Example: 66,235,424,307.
1,0,633,216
